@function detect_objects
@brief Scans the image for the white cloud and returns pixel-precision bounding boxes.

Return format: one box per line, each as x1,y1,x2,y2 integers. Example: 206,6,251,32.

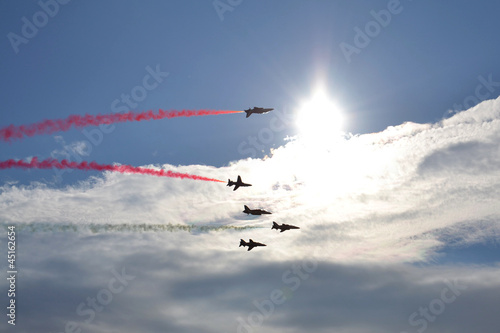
1,97,500,264
51,136,92,159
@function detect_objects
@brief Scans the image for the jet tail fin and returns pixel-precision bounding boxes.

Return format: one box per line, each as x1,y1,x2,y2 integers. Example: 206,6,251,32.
245,110,251,118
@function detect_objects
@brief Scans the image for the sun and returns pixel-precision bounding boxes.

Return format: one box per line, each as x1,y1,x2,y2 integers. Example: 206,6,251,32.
295,87,344,146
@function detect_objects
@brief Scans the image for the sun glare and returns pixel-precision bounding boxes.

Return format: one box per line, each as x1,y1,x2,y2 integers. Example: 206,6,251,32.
296,88,344,145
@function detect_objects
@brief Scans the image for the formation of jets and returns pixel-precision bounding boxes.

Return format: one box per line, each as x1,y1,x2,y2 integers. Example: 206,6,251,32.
244,107,274,118
238,220,301,251
226,108,300,251
228,179,299,250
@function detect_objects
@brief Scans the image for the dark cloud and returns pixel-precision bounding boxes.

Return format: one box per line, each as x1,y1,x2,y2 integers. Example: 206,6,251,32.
418,141,500,175
2,231,499,333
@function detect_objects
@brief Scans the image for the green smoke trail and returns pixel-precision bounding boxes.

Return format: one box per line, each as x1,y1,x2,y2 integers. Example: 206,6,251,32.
2,223,262,234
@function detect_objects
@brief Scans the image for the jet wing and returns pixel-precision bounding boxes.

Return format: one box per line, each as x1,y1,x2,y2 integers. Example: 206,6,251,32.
233,184,240,191
247,245,254,251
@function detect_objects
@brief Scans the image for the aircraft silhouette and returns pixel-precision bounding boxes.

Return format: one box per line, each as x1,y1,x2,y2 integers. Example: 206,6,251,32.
243,205,272,215
239,239,267,251
272,221,300,232
244,107,274,118
227,175,252,191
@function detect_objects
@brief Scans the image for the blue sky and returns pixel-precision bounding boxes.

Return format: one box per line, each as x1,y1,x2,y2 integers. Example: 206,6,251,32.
1,1,500,332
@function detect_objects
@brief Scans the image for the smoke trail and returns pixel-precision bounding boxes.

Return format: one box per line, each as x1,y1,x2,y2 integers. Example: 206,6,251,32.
0,157,225,183
1,109,243,142
4,223,261,234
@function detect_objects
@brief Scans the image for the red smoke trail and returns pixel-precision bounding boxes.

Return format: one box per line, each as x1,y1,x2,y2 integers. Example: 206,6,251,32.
0,109,243,142
0,157,225,183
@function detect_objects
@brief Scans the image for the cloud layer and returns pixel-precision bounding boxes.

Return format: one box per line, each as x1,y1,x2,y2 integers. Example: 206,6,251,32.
1,97,499,332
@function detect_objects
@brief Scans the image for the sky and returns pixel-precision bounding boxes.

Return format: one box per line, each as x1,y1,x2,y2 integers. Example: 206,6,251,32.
0,0,500,332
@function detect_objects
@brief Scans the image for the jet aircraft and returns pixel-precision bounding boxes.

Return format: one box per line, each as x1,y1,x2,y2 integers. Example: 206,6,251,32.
244,107,274,118
272,221,300,232
239,239,267,251
243,205,272,215
227,175,252,191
